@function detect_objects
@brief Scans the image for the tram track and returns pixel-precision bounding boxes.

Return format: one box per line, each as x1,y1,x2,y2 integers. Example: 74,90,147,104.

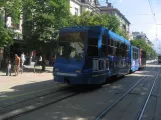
0,84,70,108
94,65,158,120
0,85,79,120
0,63,157,120
136,70,160,120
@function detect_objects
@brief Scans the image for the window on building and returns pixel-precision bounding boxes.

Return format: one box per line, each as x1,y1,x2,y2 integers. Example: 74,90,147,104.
75,8,78,15
123,24,126,31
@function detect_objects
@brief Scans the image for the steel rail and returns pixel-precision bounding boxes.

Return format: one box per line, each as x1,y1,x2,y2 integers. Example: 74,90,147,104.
0,87,78,120
137,71,160,120
1,85,70,109
94,67,155,120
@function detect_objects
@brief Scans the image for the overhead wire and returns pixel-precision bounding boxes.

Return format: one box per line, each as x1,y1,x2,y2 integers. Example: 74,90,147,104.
147,0,158,36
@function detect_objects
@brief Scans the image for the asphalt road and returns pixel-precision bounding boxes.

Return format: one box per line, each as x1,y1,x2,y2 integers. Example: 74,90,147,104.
0,62,161,120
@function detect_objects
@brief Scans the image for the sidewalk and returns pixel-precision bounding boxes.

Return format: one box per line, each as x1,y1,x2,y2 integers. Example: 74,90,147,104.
146,59,157,64
0,65,53,78
0,65,54,91
0,70,54,97
0,59,156,76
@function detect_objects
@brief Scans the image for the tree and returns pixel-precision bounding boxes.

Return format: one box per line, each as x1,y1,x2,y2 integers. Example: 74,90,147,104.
0,0,21,47
0,26,14,47
131,39,157,59
22,0,70,71
69,11,128,38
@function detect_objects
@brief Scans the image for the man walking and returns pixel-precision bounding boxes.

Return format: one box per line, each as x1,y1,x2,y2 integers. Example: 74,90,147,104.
13,54,20,76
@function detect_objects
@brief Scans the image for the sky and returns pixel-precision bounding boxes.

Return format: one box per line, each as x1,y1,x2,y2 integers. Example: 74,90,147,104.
99,0,161,54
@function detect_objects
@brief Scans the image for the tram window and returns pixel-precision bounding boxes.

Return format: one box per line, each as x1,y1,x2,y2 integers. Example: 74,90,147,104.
113,41,115,47
113,40,116,47
120,43,123,57
126,45,129,57
113,47,117,56
102,35,107,56
125,45,127,50
108,46,113,55
123,49,126,57
108,38,111,46
136,50,138,59
102,46,106,56
111,39,114,46
114,41,118,47
127,45,129,50
88,38,98,46
117,42,120,48
102,35,106,45
121,42,123,48
87,38,98,56
126,51,128,57
124,49,126,57
133,50,135,59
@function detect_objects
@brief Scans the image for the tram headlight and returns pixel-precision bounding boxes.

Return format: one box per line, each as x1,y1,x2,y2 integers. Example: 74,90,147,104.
55,68,59,72
76,70,81,73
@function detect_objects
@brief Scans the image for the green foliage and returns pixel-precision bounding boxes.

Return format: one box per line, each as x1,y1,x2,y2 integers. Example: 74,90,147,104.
69,11,128,39
131,39,157,59
0,0,21,47
23,0,70,50
0,26,14,47
4,0,22,24
116,28,128,39
22,0,70,70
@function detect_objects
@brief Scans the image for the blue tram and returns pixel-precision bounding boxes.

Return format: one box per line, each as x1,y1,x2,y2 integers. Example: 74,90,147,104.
130,46,140,73
139,49,146,69
158,56,161,63
53,26,145,84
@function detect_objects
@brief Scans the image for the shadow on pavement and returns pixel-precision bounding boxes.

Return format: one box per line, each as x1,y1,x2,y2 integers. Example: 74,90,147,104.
0,62,157,120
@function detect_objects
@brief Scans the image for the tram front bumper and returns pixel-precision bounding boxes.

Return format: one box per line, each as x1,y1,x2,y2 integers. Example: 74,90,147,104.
54,72,89,84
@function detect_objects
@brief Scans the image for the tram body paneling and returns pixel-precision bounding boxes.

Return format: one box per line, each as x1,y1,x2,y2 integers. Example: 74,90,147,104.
53,26,146,85
158,56,161,63
130,46,140,72
139,49,146,69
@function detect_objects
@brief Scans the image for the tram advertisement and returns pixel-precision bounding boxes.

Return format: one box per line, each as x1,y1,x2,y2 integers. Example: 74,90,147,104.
93,58,109,72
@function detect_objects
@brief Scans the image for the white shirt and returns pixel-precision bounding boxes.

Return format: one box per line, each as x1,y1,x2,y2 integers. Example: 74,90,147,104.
21,54,25,62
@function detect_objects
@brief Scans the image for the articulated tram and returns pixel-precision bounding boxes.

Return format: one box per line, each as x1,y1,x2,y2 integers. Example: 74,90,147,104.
53,26,146,84
158,56,161,63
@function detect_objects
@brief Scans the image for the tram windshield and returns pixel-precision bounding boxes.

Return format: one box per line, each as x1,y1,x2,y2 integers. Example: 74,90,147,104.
57,32,86,60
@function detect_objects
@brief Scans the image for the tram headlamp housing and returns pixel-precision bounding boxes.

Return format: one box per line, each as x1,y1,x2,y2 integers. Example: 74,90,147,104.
76,70,81,73
55,68,59,72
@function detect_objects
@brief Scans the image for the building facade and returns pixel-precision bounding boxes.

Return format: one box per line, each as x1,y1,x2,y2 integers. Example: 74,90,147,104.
132,32,148,42
70,0,100,15
99,3,130,34
132,31,154,47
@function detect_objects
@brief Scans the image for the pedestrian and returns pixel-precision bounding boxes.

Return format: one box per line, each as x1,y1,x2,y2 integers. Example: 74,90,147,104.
6,60,11,76
13,54,20,76
20,52,26,73
39,55,42,66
